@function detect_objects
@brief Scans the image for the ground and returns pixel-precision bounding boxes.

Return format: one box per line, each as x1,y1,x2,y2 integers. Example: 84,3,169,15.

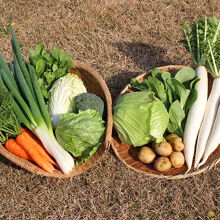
0,0,219,219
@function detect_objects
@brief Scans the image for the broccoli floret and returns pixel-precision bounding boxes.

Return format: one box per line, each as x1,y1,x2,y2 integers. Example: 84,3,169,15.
75,93,104,117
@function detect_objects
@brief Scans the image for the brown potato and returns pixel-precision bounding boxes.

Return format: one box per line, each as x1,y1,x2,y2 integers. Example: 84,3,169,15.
153,140,173,156
154,156,172,172
170,152,185,168
138,146,156,164
166,134,184,152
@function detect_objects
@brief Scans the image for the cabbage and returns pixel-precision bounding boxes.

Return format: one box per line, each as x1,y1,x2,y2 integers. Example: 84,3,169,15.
48,73,87,128
55,109,105,164
113,91,169,146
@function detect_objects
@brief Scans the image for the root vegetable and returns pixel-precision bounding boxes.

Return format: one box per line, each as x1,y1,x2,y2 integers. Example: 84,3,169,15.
166,134,184,152
138,146,156,164
170,152,185,168
153,140,173,156
197,104,220,168
154,156,172,172
183,66,208,173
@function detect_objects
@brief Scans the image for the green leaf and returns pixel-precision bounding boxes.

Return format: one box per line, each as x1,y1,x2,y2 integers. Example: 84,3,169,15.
40,86,50,99
36,59,45,75
37,78,44,86
151,68,163,78
59,51,68,65
55,68,66,78
175,67,196,83
66,59,73,69
52,64,58,72
44,71,55,84
42,51,52,62
52,47,60,60
29,55,42,66
190,77,200,89
146,76,167,105
28,50,35,57
167,121,183,138
35,44,44,56
131,78,148,91
185,87,198,111
168,100,185,137
76,142,101,165
171,79,190,109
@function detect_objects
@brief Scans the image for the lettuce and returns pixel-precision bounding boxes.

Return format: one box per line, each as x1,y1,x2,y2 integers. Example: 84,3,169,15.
113,91,169,146
48,73,87,128
55,109,105,164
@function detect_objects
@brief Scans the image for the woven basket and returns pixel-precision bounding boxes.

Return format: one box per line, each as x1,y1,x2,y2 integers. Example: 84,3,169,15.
111,65,220,180
0,60,113,178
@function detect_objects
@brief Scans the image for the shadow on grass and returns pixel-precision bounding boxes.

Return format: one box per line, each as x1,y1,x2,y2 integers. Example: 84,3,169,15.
107,42,172,101
113,42,171,71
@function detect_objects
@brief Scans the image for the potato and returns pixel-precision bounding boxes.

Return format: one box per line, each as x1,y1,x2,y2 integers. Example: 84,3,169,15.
166,134,184,152
153,140,173,156
154,156,172,172
170,152,185,168
138,146,156,164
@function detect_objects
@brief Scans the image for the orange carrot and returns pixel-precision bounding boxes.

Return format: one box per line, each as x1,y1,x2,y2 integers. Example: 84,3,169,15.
20,127,39,142
16,133,54,174
5,139,32,161
20,129,57,167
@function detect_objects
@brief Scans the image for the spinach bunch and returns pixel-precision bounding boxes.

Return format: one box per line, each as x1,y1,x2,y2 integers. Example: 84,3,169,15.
131,67,199,137
29,44,73,100
0,86,21,144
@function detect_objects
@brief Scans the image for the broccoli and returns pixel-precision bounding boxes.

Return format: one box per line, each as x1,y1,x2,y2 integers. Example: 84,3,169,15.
75,93,104,117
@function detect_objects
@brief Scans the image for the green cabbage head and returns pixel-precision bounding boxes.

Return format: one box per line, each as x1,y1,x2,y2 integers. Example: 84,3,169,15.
55,109,105,164
113,91,169,146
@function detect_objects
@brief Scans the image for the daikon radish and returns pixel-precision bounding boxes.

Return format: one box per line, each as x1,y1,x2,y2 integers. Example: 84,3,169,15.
183,66,208,173
182,17,220,172
194,78,220,168
197,103,220,168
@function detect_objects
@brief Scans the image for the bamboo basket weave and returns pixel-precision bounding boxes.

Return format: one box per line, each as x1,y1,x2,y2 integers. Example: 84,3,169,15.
111,65,220,180
0,60,113,178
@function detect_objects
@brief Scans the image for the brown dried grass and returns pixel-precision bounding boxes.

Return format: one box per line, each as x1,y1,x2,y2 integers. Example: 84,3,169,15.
0,0,219,219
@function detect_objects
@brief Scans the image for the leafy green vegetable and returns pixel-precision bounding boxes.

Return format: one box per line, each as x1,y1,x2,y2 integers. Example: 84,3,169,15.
167,100,185,137
130,67,199,137
75,93,105,118
48,73,87,128
171,79,190,109
182,17,220,71
29,44,74,100
174,67,195,83
55,109,105,164
113,91,169,146
0,86,21,144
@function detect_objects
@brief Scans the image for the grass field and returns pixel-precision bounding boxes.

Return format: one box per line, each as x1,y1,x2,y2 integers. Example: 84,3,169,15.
0,0,219,219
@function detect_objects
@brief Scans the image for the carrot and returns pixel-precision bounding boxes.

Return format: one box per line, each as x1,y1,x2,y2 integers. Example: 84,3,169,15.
5,138,32,161
16,132,54,173
20,128,58,167
20,127,38,141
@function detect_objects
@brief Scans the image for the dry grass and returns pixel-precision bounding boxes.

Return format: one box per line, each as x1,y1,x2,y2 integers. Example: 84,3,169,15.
0,0,219,219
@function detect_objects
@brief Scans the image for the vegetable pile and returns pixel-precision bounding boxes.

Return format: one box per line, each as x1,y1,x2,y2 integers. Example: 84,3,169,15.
114,67,197,172
114,16,220,173
0,26,106,174
138,134,185,172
